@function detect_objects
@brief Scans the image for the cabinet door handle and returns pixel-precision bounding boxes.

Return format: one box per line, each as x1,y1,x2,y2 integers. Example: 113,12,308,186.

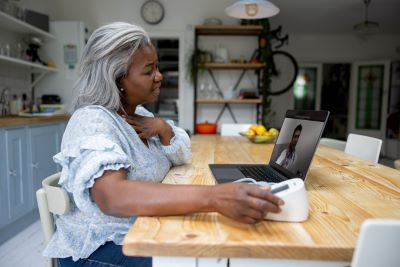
31,163,39,169
8,169,17,177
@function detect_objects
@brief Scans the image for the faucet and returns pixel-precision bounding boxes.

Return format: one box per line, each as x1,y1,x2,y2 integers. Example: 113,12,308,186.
0,87,10,116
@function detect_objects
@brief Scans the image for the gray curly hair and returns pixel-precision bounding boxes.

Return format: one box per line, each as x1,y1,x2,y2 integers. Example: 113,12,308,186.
72,22,151,111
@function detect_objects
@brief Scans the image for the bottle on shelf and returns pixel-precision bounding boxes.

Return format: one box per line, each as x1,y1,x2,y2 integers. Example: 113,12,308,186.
207,83,217,99
9,94,18,115
198,83,206,99
3,43,11,57
16,94,22,112
16,42,24,59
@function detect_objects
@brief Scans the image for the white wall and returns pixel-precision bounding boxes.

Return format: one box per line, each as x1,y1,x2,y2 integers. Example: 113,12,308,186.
12,0,400,132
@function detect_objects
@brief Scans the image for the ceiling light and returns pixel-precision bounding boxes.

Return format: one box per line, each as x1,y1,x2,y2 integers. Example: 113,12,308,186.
353,0,379,35
225,0,280,19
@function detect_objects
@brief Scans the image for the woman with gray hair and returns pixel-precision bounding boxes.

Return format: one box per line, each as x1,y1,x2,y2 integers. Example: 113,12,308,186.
43,22,283,267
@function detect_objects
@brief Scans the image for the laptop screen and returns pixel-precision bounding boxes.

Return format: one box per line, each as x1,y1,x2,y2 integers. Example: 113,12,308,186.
269,110,329,179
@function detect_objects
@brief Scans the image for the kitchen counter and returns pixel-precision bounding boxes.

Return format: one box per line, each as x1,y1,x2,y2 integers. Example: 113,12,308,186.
0,115,70,127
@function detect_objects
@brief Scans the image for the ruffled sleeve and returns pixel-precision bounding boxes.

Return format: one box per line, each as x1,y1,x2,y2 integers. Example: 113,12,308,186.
53,107,132,214
54,137,131,214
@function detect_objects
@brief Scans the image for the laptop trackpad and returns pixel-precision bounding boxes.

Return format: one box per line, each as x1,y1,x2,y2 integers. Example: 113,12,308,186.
211,165,245,183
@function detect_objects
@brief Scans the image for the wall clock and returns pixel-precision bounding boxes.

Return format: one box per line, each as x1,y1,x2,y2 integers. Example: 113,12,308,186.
141,0,165,25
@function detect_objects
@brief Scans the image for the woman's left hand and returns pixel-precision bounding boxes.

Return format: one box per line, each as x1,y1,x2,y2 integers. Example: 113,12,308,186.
123,114,173,145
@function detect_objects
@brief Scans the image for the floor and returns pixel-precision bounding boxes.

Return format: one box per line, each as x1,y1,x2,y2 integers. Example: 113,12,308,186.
0,158,397,267
0,220,46,267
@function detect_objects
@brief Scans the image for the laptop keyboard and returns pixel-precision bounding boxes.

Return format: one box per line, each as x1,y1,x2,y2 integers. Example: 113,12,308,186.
238,165,285,183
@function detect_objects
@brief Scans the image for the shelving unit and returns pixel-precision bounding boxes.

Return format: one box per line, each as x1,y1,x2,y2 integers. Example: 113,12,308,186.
0,10,57,98
0,10,56,40
143,39,180,124
0,55,57,72
194,25,264,131
195,25,263,36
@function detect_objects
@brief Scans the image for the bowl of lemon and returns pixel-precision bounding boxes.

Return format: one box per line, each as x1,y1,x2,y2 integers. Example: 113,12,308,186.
240,124,279,144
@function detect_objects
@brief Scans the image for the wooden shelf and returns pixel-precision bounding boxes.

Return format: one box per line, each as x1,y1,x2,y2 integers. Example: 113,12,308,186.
0,55,58,73
194,24,264,127
196,98,262,104
0,11,55,40
199,63,265,69
195,25,263,36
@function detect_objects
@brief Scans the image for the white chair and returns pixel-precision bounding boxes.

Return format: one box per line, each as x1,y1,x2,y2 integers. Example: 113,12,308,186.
220,123,252,136
319,137,347,151
395,159,400,170
344,133,382,163
351,219,400,267
36,172,70,267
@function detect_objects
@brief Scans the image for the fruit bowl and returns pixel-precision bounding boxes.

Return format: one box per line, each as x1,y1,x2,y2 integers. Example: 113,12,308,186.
240,132,277,144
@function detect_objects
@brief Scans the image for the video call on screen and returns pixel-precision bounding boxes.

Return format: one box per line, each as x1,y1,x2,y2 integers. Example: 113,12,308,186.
270,118,325,178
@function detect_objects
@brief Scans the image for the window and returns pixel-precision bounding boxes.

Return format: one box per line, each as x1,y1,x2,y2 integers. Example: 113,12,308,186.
356,65,384,129
294,67,317,110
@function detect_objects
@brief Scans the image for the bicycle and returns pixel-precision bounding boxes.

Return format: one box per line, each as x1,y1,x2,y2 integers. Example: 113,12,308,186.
251,25,299,96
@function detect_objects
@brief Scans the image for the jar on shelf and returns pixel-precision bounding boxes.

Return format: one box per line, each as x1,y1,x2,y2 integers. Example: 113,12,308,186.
0,0,24,20
0,43,11,57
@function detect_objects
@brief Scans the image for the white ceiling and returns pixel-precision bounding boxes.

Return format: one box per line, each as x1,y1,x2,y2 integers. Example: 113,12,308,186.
268,0,400,34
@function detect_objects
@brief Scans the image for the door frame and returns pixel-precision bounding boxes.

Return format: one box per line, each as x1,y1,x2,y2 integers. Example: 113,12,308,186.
148,30,185,127
348,60,391,153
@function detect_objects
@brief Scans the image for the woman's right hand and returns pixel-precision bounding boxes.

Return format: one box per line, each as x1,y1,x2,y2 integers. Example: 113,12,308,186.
210,183,284,224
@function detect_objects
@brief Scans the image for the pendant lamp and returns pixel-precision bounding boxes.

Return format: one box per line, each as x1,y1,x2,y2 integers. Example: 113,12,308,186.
353,0,379,35
225,0,280,19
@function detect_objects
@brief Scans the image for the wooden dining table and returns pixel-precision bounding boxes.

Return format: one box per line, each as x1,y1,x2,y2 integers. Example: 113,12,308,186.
123,135,400,267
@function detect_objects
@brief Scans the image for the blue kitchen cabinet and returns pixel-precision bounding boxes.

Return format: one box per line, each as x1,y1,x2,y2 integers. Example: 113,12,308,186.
4,127,32,221
0,129,9,228
29,124,62,199
0,121,66,245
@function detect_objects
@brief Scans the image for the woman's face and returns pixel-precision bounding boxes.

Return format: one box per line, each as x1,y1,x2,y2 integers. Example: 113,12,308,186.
119,45,163,112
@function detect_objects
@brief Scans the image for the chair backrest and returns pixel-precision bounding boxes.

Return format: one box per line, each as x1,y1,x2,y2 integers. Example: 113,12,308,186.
344,133,382,163
220,123,252,136
352,219,400,267
319,138,347,151
36,172,70,267
394,159,400,170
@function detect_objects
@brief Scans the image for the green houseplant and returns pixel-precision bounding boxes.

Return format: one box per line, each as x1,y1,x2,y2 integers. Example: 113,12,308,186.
242,18,275,127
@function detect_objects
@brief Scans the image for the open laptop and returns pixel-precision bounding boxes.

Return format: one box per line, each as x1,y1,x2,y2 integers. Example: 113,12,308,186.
209,110,330,184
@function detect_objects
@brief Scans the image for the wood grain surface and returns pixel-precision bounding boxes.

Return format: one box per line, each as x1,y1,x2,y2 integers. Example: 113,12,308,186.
0,115,69,127
195,25,263,36
123,135,400,260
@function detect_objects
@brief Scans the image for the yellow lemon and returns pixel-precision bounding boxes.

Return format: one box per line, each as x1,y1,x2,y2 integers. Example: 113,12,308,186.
263,131,272,136
249,124,258,132
255,125,267,136
268,128,279,136
245,129,256,137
